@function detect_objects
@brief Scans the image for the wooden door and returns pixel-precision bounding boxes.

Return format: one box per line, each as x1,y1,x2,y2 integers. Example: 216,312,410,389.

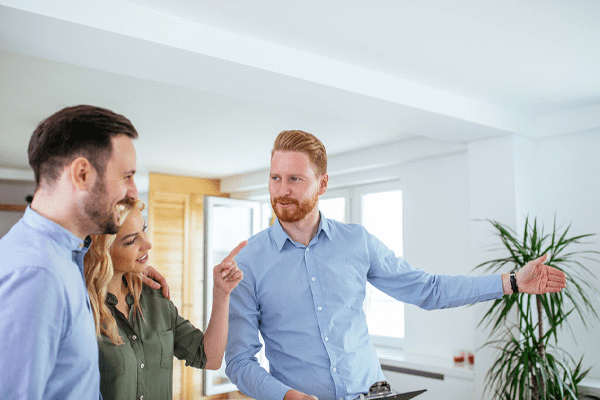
147,173,222,400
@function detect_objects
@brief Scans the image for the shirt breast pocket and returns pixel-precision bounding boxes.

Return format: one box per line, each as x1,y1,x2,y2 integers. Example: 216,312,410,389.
158,330,174,369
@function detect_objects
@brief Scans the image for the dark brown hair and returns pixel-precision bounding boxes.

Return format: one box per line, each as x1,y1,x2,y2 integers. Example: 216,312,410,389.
28,105,138,186
272,130,327,176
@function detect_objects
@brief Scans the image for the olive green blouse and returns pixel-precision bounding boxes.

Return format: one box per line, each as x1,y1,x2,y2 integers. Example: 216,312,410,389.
98,285,206,400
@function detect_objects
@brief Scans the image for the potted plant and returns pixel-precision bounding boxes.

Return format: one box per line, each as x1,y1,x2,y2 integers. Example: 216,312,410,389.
475,216,599,399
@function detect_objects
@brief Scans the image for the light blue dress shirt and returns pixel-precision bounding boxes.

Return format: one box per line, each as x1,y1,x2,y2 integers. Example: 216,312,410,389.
0,207,100,399
226,214,503,400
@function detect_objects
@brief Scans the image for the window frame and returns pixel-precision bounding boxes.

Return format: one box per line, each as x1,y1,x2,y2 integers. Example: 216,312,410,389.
352,181,405,349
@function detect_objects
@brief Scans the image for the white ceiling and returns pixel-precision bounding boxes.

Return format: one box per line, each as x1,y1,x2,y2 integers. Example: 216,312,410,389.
1,0,599,182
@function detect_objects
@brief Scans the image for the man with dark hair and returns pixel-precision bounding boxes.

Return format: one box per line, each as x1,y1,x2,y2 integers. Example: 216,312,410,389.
0,105,167,399
225,130,567,400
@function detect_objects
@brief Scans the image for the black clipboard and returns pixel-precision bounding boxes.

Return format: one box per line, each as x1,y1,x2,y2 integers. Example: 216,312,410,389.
382,389,427,400
354,381,427,400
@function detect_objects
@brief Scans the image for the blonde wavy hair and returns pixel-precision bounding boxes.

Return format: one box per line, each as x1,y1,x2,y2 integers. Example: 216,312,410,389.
84,197,145,345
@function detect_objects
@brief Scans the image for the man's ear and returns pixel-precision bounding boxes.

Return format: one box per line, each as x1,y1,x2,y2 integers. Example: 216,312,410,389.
70,157,95,191
318,173,328,195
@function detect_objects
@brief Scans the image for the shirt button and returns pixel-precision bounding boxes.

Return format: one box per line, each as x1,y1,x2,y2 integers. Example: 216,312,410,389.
317,306,323,311
333,367,337,372
311,277,316,281
140,397,144,400
324,337,329,342
132,335,137,340
140,363,145,369
306,248,310,252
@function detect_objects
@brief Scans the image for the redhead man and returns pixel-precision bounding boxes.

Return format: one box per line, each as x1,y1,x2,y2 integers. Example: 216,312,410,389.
225,130,566,400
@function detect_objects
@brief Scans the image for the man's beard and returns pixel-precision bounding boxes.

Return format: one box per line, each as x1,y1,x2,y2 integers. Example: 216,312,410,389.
272,191,319,223
84,176,121,234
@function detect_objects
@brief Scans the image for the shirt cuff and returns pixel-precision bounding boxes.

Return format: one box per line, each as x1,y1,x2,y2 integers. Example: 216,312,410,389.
267,380,292,400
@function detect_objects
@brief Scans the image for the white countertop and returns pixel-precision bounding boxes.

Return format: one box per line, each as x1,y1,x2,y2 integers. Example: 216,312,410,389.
376,347,475,381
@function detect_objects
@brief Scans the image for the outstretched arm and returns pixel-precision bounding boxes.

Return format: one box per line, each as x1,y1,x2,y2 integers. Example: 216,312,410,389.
203,241,246,370
501,254,567,295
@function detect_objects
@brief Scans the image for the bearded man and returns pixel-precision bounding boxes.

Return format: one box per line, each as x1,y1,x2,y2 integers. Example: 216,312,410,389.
224,130,567,400
0,105,168,399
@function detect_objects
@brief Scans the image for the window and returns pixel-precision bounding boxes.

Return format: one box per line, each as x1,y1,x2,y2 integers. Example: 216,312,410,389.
319,196,346,222
360,189,404,345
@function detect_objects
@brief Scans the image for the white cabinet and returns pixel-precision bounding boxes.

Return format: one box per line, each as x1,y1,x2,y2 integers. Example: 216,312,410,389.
377,349,475,400
382,369,475,400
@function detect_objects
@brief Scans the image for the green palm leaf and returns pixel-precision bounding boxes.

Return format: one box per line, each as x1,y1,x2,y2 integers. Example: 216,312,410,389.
474,216,599,399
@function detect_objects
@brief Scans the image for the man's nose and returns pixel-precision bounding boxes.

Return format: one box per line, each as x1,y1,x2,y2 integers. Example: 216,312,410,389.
280,181,292,194
126,178,138,199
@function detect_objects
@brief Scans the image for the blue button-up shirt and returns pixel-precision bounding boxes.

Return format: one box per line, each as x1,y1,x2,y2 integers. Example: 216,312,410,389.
0,207,99,399
226,214,503,400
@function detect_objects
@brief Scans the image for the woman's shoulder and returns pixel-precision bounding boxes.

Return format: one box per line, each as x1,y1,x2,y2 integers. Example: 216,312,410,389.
140,285,175,310
139,285,179,326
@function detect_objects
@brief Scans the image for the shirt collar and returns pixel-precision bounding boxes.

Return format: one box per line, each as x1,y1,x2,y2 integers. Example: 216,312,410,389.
272,212,332,252
105,288,134,308
23,206,89,251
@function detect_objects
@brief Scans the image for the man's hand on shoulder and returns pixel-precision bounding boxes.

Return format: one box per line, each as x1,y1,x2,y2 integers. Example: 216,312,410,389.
142,265,170,299
284,389,318,400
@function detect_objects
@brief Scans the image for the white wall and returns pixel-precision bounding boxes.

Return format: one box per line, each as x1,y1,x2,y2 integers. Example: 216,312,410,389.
400,151,475,358
467,132,600,397
535,131,600,381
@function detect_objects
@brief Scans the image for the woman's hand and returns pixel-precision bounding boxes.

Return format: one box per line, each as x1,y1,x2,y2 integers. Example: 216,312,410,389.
204,240,247,369
213,240,246,297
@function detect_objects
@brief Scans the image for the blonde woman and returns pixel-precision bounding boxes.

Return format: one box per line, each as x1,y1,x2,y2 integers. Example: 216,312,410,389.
84,197,244,400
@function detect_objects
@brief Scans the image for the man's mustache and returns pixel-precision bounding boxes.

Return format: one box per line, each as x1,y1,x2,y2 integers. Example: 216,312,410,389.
274,196,299,206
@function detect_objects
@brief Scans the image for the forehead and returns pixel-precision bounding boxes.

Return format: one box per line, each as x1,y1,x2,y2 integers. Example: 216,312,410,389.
270,150,314,174
107,135,136,171
117,209,143,235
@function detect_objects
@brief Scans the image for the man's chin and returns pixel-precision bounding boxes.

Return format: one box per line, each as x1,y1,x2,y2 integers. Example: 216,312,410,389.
99,213,120,234
274,209,296,223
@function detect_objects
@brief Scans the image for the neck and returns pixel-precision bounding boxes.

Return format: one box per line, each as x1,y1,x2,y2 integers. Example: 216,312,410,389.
107,272,127,298
279,207,320,246
31,190,91,239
